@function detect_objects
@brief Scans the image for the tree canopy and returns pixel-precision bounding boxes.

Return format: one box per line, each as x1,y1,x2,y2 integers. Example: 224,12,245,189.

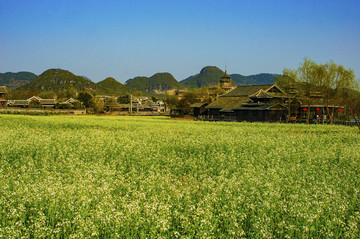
278,58,359,126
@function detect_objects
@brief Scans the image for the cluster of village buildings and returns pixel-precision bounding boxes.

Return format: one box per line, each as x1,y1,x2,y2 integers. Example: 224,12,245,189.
0,73,344,122
0,87,80,109
0,86,166,113
104,96,166,112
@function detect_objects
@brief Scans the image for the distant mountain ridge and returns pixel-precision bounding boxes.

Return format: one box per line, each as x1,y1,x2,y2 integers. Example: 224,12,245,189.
181,66,277,88
19,69,135,96
125,72,184,92
181,66,226,88
2,67,279,96
97,77,136,95
0,72,38,89
20,69,98,92
231,73,278,86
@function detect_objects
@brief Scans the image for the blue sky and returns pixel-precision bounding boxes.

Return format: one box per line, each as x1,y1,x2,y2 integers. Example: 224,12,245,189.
1,0,359,83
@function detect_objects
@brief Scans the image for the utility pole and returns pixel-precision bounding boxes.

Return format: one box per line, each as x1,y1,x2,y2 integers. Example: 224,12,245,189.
130,94,133,114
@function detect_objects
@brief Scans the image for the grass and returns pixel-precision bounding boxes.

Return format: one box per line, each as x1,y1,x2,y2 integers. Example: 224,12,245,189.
0,115,359,238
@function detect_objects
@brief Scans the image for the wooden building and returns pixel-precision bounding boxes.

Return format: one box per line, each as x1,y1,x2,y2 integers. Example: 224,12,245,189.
7,96,57,108
0,86,7,107
40,99,57,108
202,84,288,122
192,82,345,123
27,96,57,108
10,100,29,108
190,102,209,117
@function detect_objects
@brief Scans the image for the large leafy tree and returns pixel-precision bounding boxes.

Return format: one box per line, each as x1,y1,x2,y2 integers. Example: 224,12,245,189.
77,92,93,108
276,74,298,123
341,90,360,133
281,58,358,124
117,95,131,104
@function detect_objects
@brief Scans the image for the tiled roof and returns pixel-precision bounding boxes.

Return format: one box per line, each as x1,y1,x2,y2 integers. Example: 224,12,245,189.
206,84,289,112
118,104,131,108
207,96,249,111
64,98,77,104
190,102,208,108
141,103,159,109
13,100,29,106
28,96,42,101
223,85,273,97
249,89,273,99
232,102,269,110
40,99,57,105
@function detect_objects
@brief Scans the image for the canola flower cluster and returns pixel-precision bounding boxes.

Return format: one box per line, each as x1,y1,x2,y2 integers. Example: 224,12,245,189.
0,115,359,238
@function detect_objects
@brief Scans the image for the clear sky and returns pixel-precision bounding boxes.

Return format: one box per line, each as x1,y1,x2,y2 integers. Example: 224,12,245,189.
1,0,359,83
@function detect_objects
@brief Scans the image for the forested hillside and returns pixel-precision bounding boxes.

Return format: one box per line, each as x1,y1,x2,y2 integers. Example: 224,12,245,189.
125,73,184,92
0,72,38,89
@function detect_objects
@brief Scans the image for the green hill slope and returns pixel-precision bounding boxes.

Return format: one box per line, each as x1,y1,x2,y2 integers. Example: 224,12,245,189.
0,72,38,89
97,77,136,95
125,73,184,92
181,67,278,88
20,69,98,92
181,66,225,88
229,74,252,85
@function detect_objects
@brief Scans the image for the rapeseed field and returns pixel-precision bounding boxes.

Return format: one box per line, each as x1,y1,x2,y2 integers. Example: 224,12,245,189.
0,115,359,238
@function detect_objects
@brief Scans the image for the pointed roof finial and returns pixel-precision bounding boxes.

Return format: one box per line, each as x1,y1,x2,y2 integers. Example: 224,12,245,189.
222,64,230,79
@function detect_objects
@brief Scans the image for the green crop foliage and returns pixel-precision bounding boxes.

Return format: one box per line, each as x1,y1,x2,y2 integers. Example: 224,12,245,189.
0,115,359,238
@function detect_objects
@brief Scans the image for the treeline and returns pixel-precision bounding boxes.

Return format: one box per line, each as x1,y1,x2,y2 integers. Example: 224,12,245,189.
276,58,360,130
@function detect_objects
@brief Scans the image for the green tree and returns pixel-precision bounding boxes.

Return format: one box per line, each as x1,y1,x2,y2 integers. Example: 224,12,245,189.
10,88,39,100
29,100,41,108
276,74,298,122
151,96,158,102
39,90,57,99
341,89,360,133
93,97,105,113
283,58,358,125
164,94,179,109
316,61,357,124
177,91,201,114
117,95,131,104
73,101,84,109
77,92,93,108
104,97,119,112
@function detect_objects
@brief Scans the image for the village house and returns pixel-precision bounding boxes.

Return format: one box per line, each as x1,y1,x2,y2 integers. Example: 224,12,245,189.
190,102,209,117
53,98,83,109
63,98,78,104
138,100,165,112
102,96,165,113
7,96,57,108
28,96,57,108
8,100,29,108
0,86,7,107
134,98,165,112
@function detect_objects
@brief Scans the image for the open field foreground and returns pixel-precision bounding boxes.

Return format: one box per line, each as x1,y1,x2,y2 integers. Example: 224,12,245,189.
0,115,359,238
